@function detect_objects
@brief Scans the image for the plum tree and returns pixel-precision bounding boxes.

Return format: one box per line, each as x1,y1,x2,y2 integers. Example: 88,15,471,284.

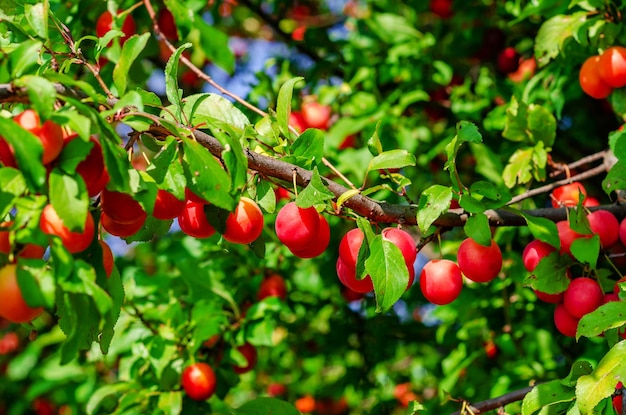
181,362,217,401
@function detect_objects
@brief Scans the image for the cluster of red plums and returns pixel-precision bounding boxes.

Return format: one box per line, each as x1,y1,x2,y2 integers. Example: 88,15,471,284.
579,46,626,99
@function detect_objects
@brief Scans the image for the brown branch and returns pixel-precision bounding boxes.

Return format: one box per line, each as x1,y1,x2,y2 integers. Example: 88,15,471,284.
449,385,535,415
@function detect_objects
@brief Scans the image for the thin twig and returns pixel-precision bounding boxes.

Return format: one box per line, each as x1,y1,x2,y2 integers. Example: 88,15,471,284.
449,386,535,415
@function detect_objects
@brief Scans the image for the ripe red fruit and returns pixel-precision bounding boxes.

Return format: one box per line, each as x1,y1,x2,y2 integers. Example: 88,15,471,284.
295,395,316,413
0,138,16,167
613,382,624,414
101,189,146,225
40,205,95,253
257,274,287,301
289,111,307,133
101,212,145,238
598,46,626,88
579,55,613,99
0,264,43,323
497,47,520,74
551,182,587,207
157,8,178,41
394,382,418,408
587,210,619,248
563,277,603,319
99,240,114,277
522,239,555,272
484,340,498,359
0,332,19,355
96,10,136,45
232,342,257,374
419,259,463,305
288,213,330,258
301,100,332,130
152,189,185,220
275,202,320,250
223,197,264,245
64,135,109,197
336,257,374,294
430,0,453,18
456,238,502,283
177,200,215,238
554,303,580,337
614,276,626,295
266,382,287,397
556,220,586,256
620,218,626,247
508,56,537,83
14,110,64,165
341,286,365,303
534,289,564,304
338,228,365,269
181,362,217,401
185,187,208,204
381,228,416,267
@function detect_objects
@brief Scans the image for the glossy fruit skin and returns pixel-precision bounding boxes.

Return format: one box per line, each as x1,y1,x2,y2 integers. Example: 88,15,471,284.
301,101,332,130
152,189,185,220
556,220,585,256
289,111,307,133
551,182,587,207
64,135,109,197
295,395,316,413
587,210,619,248
579,55,613,99
0,264,43,323
554,303,579,337
101,189,147,225
497,47,520,74
266,382,287,397
563,277,604,319
419,259,463,305
534,289,564,304
522,239,555,272
96,11,136,45
275,202,319,250
338,228,365,269
99,240,114,278
381,228,416,267
336,257,374,294
40,205,95,253
456,238,502,283
14,110,64,165
598,46,626,88
177,200,215,238
288,213,330,258
101,212,145,238
223,197,264,244
257,274,287,301
181,362,217,401
232,342,257,374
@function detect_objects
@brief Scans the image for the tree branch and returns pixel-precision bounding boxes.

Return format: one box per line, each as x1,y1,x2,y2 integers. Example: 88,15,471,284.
449,385,535,415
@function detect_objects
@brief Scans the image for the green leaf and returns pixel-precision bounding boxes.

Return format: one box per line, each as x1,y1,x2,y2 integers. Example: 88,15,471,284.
503,142,547,188
523,251,571,294
24,3,48,39
444,121,482,184
367,149,416,173
157,391,183,415
503,97,556,146
233,397,300,415
57,291,100,364
534,12,588,67
522,379,575,415
48,168,89,232
520,212,561,249
366,236,409,313
577,301,626,340
576,341,626,414
367,122,384,156
276,77,304,137
562,361,594,387
464,214,492,247
10,39,42,77
0,168,27,218
16,259,47,308
86,383,134,415
416,185,453,233
570,235,600,268
0,117,46,191
356,217,375,280
14,75,56,120
170,93,250,130
182,137,235,211
197,20,235,74
290,128,325,168
112,33,150,96
296,167,335,208
254,179,276,214
164,43,191,120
